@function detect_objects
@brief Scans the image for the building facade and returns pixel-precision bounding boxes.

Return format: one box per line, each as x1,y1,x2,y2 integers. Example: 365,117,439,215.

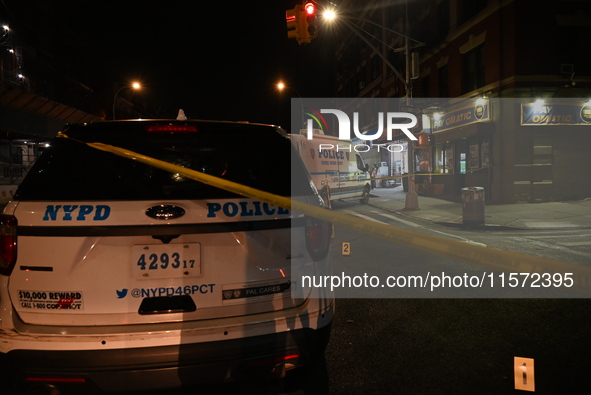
332,0,591,203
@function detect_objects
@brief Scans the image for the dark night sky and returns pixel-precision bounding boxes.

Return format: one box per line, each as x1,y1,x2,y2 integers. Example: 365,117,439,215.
68,0,338,127
1,0,337,129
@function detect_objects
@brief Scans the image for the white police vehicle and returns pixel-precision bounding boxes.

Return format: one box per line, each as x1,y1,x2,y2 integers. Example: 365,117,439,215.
289,129,371,207
0,120,333,393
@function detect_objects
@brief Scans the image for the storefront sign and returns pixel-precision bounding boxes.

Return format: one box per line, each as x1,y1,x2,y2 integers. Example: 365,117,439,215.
433,100,491,133
521,102,591,125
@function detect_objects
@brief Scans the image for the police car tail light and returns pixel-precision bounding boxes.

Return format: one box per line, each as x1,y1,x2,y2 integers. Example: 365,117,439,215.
147,125,198,133
0,214,17,276
305,216,331,262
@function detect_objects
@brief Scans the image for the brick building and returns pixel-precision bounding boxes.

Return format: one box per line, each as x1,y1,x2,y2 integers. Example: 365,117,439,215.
331,0,591,203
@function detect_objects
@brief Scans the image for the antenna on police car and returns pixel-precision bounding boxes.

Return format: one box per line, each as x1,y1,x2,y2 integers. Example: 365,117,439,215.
177,109,187,120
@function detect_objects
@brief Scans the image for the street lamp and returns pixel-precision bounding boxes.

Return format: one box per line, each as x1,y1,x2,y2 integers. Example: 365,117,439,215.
112,81,141,120
322,7,337,21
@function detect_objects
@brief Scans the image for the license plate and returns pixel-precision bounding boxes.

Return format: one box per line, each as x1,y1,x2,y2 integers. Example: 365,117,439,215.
131,243,201,280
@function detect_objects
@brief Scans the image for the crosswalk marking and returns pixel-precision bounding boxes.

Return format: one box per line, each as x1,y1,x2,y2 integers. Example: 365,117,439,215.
372,211,420,227
342,209,487,247
342,210,388,224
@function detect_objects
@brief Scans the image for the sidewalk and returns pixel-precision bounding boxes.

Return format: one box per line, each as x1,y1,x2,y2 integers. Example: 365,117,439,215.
367,186,591,230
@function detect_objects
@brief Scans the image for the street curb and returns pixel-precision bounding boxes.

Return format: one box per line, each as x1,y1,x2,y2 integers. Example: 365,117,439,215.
368,202,528,231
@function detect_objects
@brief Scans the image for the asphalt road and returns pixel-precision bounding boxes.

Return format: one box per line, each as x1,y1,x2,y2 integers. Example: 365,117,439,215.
318,200,591,394
324,298,591,394
164,299,591,394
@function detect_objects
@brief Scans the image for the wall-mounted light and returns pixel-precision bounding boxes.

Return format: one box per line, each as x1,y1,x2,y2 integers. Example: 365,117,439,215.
532,98,545,113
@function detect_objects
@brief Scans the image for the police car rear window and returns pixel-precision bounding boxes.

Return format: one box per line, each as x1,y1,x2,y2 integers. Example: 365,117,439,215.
15,122,312,201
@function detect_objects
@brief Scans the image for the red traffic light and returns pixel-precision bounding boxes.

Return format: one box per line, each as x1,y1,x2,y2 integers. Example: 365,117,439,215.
286,3,318,45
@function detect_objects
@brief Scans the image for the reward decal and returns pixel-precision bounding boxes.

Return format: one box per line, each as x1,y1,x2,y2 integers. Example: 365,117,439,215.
43,204,111,221
206,201,289,218
18,290,83,310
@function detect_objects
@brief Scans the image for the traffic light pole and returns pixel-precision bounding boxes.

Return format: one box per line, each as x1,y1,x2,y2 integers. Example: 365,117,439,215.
403,0,419,210
338,2,420,209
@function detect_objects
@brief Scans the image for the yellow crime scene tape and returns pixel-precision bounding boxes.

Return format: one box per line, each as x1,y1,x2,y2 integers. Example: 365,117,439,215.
369,166,488,184
63,135,591,296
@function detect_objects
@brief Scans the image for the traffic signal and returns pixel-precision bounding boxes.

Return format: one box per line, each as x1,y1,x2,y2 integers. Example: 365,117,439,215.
286,5,303,43
302,2,318,43
286,2,318,45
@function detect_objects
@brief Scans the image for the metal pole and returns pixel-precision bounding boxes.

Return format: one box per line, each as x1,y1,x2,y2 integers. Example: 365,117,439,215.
280,85,304,129
404,0,419,210
334,4,421,208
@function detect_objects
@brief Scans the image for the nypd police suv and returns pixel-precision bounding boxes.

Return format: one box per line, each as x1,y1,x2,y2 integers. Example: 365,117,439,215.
0,119,333,393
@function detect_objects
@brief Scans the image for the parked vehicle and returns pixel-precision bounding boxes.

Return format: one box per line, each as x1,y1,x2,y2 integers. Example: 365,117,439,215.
290,129,371,206
0,119,333,393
